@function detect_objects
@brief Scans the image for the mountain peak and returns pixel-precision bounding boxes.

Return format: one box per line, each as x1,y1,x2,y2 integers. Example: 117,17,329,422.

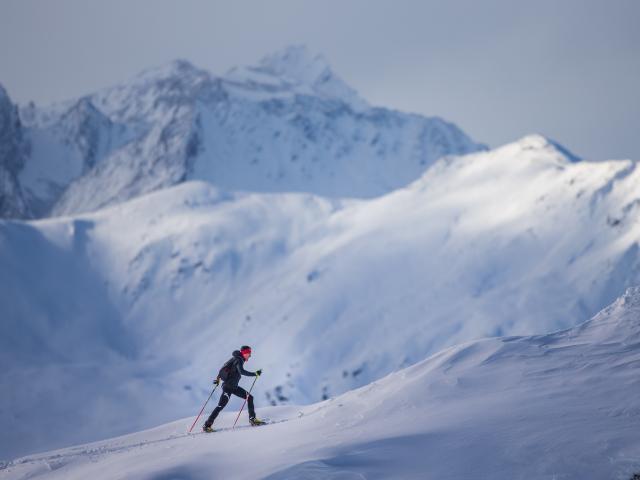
91,58,216,120
254,45,368,110
506,134,581,163
596,285,640,322
133,58,210,85
258,45,331,85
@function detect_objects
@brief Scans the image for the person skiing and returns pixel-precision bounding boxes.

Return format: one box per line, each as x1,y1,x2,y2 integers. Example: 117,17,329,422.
203,345,265,432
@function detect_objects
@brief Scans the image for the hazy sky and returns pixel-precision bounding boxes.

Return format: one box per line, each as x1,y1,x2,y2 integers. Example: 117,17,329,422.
1,0,639,160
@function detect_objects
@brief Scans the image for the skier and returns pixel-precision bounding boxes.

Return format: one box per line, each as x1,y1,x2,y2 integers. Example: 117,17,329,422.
203,345,265,432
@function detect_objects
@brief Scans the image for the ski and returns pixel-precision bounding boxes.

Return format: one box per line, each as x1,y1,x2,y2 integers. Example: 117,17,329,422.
195,418,277,435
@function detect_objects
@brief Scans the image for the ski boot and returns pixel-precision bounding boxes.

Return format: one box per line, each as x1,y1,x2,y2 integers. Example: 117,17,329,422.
202,425,214,433
249,417,266,426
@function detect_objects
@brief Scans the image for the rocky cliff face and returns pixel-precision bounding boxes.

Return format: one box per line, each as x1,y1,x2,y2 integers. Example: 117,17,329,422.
0,84,30,218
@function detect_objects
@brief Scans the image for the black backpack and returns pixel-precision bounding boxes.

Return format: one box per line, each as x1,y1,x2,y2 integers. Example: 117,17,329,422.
218,358,235,382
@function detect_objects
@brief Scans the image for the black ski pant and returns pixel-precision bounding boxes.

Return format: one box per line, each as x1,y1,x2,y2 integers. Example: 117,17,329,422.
204,384,255,427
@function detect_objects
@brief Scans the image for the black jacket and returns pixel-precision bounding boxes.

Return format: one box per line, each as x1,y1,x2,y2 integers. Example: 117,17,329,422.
219,350,256,388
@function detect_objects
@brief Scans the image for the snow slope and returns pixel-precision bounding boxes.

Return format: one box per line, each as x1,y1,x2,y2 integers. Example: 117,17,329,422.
3,45,483,218
1,135,638,460
2,287,639,480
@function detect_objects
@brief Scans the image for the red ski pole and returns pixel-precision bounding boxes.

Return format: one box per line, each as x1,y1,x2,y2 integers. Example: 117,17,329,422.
233,375,259,429
188,382,219,433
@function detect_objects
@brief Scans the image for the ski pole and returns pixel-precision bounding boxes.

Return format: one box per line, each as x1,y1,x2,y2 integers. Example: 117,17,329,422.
233,375,259,429
188,382,219,433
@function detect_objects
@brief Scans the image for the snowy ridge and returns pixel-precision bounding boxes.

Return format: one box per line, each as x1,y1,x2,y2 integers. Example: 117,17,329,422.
1,46,483,218
1,136,638,459
2,288,639,479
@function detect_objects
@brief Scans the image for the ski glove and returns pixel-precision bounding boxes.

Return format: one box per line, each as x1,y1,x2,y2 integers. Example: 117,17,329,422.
256,369,263,377
213,378,220,385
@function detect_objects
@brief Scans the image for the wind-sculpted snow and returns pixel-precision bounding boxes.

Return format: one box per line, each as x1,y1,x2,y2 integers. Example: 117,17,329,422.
1,288,639,479
1,135,639,460
2,46,483,219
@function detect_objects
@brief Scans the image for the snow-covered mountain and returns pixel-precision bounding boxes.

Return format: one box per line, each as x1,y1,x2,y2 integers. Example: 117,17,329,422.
1,45,484,219
1,134,638,460
2,287,639,479
0,85,30,218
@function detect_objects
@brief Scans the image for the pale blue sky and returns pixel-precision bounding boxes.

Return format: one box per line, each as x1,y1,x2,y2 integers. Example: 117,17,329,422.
1,0,639,160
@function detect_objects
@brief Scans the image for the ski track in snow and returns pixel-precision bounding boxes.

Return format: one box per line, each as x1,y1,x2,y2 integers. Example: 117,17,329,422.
0,417,293,475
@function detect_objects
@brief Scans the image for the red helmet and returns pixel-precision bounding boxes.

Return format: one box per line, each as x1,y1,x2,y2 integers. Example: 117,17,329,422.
240,345,252,355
